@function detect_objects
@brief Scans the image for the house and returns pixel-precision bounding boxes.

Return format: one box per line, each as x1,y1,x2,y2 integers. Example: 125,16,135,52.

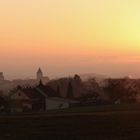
10,86,46,112
38,81,80,110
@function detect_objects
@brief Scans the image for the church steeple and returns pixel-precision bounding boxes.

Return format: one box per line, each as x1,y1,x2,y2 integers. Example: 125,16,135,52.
37,68,43,81
37,68,42,73
0,72,4,81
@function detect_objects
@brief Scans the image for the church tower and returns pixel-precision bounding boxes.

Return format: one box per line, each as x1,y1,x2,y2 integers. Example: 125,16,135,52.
0,72,4,81
37,68,43,81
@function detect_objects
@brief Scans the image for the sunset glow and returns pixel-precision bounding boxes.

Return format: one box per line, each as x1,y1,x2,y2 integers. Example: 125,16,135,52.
0,0,140,79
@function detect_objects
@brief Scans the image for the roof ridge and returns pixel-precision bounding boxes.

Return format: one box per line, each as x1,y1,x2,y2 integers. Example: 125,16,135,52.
36,87,48,97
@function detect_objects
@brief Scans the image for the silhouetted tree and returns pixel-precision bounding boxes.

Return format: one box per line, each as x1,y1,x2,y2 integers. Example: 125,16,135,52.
39,80,43,87
104,79,137,103
74,74,82,83
56,85,60,97
67,82,73,99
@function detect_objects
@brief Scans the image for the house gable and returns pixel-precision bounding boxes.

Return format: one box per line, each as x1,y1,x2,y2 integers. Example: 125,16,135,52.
11,90,30,100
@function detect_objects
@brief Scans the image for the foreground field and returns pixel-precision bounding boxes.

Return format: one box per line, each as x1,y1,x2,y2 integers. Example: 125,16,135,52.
1,105,140,140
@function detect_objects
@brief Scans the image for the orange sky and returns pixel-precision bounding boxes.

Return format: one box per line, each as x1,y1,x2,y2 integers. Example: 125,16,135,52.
0,0,140,79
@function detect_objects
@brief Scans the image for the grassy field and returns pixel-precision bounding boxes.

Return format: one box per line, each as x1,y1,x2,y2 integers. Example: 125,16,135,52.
1,104,140,140
47,103,140,114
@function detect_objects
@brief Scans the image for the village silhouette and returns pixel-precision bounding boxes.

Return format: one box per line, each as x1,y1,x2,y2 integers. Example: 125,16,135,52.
0,67,139,113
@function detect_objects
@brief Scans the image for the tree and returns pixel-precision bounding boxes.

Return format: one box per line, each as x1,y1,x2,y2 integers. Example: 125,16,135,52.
56,85,60,97
67,82,73,99
74,74,82,83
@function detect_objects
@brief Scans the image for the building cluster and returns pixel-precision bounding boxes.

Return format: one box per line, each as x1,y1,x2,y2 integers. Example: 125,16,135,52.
0,68,49,95
1,68,137,113
0,68,79,112
0,80,79,113
10,81,79,112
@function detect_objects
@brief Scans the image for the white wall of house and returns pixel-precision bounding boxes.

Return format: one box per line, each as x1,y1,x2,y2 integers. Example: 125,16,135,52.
45,98,69,110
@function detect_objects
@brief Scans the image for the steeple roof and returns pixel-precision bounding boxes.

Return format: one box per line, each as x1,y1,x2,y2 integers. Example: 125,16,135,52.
37,68,42,73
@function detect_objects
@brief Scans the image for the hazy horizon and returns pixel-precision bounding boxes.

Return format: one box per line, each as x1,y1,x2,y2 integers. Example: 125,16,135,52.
0,0,140,79
1,67,139,81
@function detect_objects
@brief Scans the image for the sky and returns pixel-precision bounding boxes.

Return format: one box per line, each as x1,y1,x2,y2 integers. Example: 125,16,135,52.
0,0,140,79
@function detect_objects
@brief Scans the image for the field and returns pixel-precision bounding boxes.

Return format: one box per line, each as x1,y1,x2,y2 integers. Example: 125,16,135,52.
1,104,140,140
